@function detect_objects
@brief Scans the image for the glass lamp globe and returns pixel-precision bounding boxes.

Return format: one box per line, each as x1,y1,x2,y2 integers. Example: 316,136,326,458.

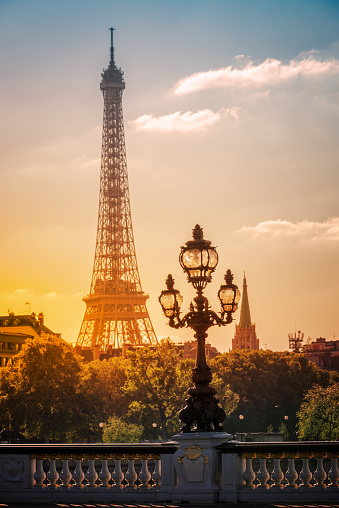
179,224,218,289
159,274,183,318
218,269,241,314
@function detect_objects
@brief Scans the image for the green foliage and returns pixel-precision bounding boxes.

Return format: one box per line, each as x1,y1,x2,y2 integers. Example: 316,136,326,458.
211,349,338,437
297,382,339,440
5,336,333,444
123,339,194,439
75,357,128,442
0,336,82,442
102,415,144,443
211,375,240,417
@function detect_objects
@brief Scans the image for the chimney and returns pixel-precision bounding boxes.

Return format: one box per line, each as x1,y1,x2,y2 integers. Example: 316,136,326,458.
38,313,44,326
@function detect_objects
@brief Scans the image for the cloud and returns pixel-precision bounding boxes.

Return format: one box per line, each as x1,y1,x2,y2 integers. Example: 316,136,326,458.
132,108,240,133
173,55,339,95
237,218,339,242
81,157,100,168
276,165,297,172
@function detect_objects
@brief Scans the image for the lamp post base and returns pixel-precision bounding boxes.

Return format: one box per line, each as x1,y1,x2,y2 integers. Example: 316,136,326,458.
179,390,226,433
171,431,233,503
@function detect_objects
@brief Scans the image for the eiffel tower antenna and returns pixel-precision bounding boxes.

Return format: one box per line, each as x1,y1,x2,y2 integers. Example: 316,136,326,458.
109,27,115,66
76,29,157,352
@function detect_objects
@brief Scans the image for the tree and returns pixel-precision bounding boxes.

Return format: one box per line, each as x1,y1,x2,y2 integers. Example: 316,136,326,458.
102,416,144,443
123,339,194,440
75,357,128,442
297,382,339,440
123,339,239,439
211,374,240,418
211,349,338,437
0,336,82,442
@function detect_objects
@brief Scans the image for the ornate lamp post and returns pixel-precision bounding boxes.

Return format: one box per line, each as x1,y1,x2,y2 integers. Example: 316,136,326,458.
99,422,104,443
159,224,240,433
284,415,289,441
239,414,244,441
152,422,158,442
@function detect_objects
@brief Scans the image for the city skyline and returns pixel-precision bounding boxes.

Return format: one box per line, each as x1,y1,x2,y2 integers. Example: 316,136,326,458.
1,0,339,352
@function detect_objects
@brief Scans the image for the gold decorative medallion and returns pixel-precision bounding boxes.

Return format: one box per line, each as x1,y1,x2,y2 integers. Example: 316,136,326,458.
178,445,208,464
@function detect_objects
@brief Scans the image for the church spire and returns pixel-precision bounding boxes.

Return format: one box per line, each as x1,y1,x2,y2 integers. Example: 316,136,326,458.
239,272,251,327
231,271,259,351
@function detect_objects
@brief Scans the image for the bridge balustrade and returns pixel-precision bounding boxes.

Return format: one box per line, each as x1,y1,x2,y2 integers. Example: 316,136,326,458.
218,441,339,503
0,441,338,503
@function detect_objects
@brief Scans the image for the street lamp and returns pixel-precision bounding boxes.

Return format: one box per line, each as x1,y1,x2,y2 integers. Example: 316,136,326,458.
152,422,158,442
284,415,288,441
159,224,240,433
99,422,104,443
239,414,244,442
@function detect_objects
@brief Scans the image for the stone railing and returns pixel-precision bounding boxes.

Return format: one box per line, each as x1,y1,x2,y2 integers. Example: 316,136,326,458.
218,441,339,503
0,442,178,504
0,438,338,504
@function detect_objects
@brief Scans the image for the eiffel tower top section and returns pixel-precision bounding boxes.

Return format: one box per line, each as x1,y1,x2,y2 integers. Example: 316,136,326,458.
100,27,125,90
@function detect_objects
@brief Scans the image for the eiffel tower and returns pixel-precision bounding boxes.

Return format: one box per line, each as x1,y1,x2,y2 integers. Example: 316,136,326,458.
77,29,157,352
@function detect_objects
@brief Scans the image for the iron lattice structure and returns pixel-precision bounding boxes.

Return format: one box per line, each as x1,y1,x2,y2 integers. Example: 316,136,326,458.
77,29,157,350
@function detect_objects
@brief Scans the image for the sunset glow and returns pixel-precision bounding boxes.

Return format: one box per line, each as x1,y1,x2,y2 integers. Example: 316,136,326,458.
0,0,338,353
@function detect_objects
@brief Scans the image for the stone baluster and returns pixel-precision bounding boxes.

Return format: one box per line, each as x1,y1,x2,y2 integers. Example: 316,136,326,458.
112,459,124,489
271,457,284,489
285,457,298,488
59,459,72,488
257,458,270,489
99,459,111,488
125,458,137,489
328,458,339,489
299,456,312,488
85,459,98,488
139,458,151,489
243,457,255,488
152,459,161,488
29,458,36,488
314,457,326,488
47,459,59,488
73,459,85,488
33,459,46,488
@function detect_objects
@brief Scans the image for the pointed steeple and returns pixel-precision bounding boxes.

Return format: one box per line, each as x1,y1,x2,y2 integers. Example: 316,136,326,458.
239,272,251,327
232,272,259,350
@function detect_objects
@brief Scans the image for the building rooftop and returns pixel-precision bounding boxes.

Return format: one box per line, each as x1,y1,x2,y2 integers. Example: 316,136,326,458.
0,312,60,338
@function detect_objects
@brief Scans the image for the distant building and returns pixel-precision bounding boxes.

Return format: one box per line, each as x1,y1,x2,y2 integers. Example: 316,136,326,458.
0,312,61,367
74,344,126,363
175,340,219,360
0,331,30,367
75,339,220,364
232,273,259,351
303,337,339,373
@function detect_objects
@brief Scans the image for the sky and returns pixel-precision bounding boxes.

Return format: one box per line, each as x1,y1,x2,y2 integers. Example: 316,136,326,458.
1,0,339,353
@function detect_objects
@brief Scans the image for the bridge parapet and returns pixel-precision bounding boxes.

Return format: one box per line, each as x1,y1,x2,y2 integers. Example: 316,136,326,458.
0,440,338,503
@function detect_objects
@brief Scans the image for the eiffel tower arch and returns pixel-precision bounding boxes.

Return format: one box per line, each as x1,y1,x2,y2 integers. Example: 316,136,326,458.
76,29,157,352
